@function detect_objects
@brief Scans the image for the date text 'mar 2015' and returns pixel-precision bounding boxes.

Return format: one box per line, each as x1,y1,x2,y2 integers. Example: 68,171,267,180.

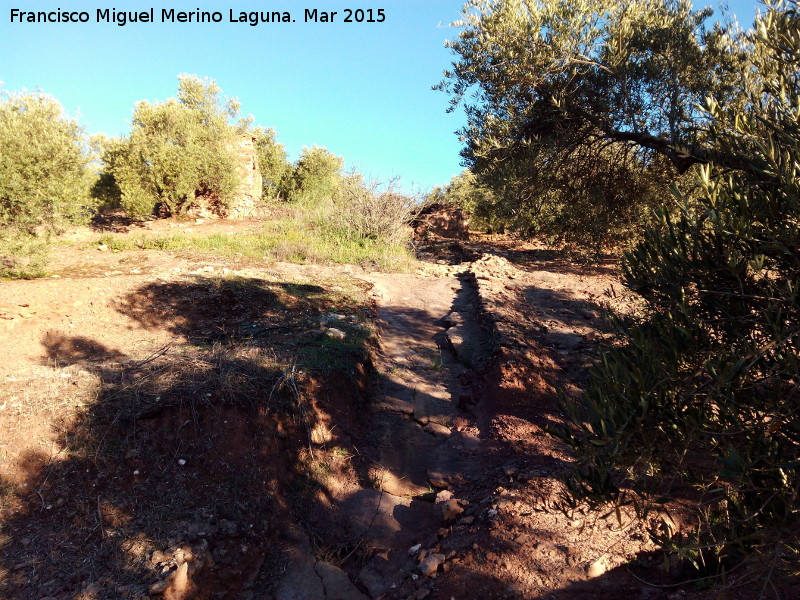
305,9,385,23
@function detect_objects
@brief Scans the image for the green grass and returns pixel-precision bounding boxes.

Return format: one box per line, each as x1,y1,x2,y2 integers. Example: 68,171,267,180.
0,231,51,279
94,216,414,271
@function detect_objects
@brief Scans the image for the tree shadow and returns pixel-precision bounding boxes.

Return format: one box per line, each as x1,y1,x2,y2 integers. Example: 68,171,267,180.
0,275,375,599
89,210,147,234
113,276,326,345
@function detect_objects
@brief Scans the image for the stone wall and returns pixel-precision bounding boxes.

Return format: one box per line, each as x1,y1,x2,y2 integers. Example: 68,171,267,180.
188,134,262,219
412,203,470,240
228,134,262,218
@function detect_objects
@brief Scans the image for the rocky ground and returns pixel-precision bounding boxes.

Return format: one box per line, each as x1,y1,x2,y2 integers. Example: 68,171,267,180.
0,219,764,599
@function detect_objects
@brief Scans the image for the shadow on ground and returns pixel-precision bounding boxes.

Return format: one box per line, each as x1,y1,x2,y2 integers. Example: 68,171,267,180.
0,275,376,599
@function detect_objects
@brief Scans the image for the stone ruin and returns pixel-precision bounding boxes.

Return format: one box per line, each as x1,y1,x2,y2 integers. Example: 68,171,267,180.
412,203,470,240
188,134,262,219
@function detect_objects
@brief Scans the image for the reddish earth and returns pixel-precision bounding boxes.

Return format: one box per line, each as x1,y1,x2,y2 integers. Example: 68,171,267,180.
0,219,790,599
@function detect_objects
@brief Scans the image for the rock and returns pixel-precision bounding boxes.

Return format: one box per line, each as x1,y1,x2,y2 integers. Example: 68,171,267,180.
173,545,194,565
358,563,389,599
315,561,368,600
423,422,451,437
97,244,108,252
419,553,445,576
435,490,453,504
441,499,464,522
442,312,463,327
445,325,475,366
82,582,102,595
514,533,532,545
587,558,606,578
458,516,475,525
325,327,346,340
415,586,431,599
149,562,192,597
408,544,422,556
276,549,323,600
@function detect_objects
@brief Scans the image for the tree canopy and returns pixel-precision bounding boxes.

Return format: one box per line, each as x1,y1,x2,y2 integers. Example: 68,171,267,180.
253,126,291,199
440,0,752,172
547,0,800,581
0,89,93,233
437,0,756,246
108,75,246,217
283,145,344,204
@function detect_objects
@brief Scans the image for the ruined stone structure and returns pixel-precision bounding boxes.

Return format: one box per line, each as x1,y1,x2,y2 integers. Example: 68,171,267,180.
412,203,470,240
227,134,262,218
189,134,262,218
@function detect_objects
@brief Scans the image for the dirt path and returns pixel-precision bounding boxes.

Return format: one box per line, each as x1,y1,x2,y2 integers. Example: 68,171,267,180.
1,224,702,600
272,267,495,600
271,250,658,600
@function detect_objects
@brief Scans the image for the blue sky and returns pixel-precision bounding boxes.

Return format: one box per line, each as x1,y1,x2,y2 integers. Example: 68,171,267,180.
0,1,759,191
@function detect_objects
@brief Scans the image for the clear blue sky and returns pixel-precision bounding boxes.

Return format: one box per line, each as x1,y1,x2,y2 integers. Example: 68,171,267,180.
0,1,759,191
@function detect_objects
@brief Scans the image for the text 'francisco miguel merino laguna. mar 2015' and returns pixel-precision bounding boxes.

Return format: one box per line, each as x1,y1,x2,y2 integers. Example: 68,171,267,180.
8,7,388,26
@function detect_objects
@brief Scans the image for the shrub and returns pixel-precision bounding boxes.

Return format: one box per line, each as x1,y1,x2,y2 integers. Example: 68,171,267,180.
556,1,800,585
0,231,51,278
283,145,343,204
253,126,290,199
327,175,418,246
0,89,93,233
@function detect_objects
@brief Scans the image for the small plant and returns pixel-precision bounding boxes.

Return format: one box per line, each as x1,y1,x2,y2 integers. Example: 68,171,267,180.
0,231,51,278
326,174,419,247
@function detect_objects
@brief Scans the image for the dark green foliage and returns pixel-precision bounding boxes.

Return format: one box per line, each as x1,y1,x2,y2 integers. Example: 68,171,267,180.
108,75,244,218
283,145,343,204
0,89,96,278
556,1,800,583
253,126,290,199
431,171,502,233
438,0,751,250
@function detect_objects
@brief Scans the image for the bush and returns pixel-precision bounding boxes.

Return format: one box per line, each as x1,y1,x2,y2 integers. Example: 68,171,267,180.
253,126,290,199
556,1,800,585
283,145,343,204
327,175,418,246
0,231,51,278
0,89,93,233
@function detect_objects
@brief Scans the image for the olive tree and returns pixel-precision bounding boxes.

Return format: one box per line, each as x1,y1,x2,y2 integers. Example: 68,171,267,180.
283,145,344,204
556,1,800,584
253,126,291,199
109,75,244,218
437,0,751,246
0,89,93,233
